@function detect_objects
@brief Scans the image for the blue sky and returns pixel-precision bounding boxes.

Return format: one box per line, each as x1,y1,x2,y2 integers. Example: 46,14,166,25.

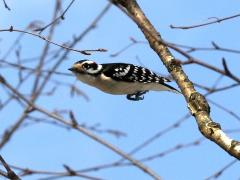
1,0,240,180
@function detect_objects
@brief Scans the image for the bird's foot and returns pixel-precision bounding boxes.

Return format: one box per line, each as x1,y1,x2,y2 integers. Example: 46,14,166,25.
126,91,149,101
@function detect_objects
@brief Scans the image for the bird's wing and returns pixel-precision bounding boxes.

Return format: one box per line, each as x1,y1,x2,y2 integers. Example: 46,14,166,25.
101,63,169,83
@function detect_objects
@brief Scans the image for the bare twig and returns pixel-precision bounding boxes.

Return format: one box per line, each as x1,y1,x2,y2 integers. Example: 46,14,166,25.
111,38,240,57
1,33,24,59
2,0,10,10
205,83,239,96
35,0,76,33
207,99,240,122
0,155,20,180
169,41,240,54
0,27,107,55
181,58,240,84
110,37,146,57
205,159,238,180
170,13,240,29
0,60,72,76
31,0,60,101
166,43,240,84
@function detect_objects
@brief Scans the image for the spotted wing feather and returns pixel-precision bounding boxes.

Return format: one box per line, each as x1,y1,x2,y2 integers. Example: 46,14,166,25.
101,63,169,83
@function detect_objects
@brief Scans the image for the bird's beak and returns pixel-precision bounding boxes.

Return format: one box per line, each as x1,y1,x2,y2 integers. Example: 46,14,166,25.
68,66,83,73
68,67,75,72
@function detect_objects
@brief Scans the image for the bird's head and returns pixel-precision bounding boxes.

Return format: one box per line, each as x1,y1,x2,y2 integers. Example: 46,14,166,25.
68,60,102,75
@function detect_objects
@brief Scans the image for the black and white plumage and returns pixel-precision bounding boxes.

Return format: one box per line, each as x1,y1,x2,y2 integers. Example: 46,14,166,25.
69,60,180,101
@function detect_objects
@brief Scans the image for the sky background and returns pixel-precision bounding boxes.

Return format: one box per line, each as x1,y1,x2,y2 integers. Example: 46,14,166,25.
1,0,240,180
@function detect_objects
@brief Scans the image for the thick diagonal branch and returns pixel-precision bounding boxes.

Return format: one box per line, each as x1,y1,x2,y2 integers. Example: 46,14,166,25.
112,0,240,159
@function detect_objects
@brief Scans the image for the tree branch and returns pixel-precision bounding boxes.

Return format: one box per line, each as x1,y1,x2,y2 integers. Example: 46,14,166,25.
112,0,240,160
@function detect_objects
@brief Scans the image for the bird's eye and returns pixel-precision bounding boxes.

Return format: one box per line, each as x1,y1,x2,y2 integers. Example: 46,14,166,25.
82,63,90,69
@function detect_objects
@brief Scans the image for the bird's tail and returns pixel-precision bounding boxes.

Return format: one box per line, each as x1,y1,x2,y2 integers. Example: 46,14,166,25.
162,83,181,94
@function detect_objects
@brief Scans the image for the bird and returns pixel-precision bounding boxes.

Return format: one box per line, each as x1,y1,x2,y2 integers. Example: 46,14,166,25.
68,59,180,101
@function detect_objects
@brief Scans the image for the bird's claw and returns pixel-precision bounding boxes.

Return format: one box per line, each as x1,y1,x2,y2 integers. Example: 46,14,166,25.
126,91,148,101
127,94,144,101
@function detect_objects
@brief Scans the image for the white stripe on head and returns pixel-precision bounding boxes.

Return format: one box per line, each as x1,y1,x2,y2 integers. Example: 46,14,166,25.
86,64,102,74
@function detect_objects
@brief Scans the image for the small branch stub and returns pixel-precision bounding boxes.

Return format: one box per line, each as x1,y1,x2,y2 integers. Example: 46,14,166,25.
230,141,240,154
205,121,221,136
166,59,182,73
188,92,210,116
